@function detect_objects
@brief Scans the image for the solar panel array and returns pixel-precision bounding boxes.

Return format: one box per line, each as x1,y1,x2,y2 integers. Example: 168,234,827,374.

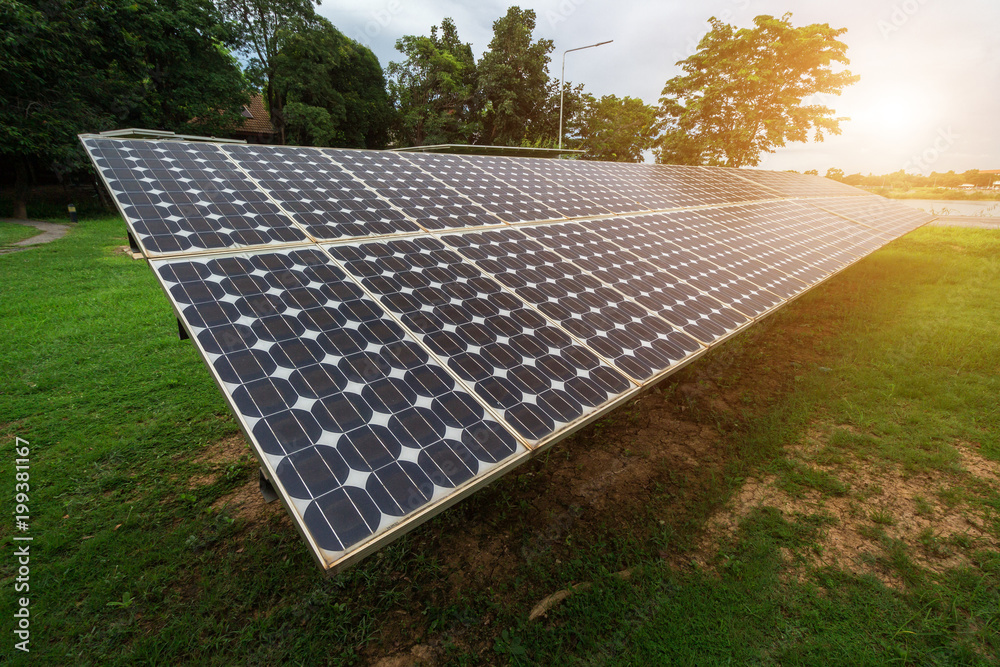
82,135,934,571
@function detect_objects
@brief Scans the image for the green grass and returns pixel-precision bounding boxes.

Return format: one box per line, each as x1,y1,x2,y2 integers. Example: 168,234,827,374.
1,219,998,664
0,221,41,246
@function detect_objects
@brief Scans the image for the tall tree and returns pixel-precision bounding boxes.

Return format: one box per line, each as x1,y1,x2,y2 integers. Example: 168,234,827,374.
128,0,250,136
579,95,657,162
216,0,319,144
274,18,393,148
656,13,859,167
1,0,147,217
387,18,480,147
477,7,554,146
1,0,249,217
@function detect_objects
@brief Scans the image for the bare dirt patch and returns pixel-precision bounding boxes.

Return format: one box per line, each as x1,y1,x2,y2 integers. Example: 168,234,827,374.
187,433,251,488
211,476,285,526
695,431,1000,586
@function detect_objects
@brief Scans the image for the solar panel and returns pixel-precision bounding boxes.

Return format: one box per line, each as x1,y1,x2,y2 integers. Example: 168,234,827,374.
81,135,934,571
398,152,563,223
84,137,309,255
152,245,526,568
459,155,612,218
441,228,703,382
585,214,786,319
717,167,869,198
803,196,935,238
515,157,652,213
326,149,503,231
324,237,636,444
520,222,750,344
221,144,420,240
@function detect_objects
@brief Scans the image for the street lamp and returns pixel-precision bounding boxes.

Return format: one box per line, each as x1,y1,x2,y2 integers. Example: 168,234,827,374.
558,39,613,151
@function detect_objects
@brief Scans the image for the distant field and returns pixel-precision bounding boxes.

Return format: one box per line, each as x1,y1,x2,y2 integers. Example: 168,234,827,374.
0,218,997,665
873,186,1000,201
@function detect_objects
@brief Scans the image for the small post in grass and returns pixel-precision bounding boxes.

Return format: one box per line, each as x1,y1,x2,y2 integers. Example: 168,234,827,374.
67,204,78,223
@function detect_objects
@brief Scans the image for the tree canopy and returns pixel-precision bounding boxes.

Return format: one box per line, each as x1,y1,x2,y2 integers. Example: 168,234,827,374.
657,13,859,167
579,95,657,162
216,0,319,144
275,18,393,148
387,18,480,146
0,0,248,217
477,7,554,146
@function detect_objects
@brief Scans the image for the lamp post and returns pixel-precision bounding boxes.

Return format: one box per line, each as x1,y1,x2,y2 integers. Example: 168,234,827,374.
558,39,613,151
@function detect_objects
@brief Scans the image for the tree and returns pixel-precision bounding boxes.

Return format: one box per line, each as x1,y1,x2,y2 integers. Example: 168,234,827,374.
387,18,481,147
477,7,554,145
216,0,319,144
825,167,845,181
275,18,393,148
579,95,657,162
1,0,147,218
803,169,818,176
1,0,249,218
656,13,859,167
128,0,250,137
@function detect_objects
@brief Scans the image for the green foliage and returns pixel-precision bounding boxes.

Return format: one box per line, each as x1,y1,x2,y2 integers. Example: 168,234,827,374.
275,18,393,148
387,18,481,147
0,0,248,216
125,0,250,136
580,95,657,162
216,0,319,143
477,7,554,146
0,0,147,173
657,13,859,167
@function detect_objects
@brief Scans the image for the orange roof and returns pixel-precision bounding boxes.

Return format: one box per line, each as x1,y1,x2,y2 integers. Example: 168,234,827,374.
234,95,275,136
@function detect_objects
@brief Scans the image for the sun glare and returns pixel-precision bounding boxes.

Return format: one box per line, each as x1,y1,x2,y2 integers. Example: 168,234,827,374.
864,87,932,139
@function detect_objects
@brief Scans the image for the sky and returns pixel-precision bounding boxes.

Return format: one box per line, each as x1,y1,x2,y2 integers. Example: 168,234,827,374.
319,0,1000,175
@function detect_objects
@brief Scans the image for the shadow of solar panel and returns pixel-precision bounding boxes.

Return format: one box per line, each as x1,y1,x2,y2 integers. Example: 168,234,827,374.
221,144,420,240
803,196,935,238
521,222,749,344
441,228,702,382
152,246,525,568
398,152,563,223
82,137,309,255
325,149,503,231
325,237,635,444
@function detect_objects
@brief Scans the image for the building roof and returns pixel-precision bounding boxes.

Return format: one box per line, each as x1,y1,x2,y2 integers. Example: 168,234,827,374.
234,95,275,136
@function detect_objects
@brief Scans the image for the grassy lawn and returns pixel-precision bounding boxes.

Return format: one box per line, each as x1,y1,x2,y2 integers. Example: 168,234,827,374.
876,187,1000,202
0,221,42,247
0,217,998,665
